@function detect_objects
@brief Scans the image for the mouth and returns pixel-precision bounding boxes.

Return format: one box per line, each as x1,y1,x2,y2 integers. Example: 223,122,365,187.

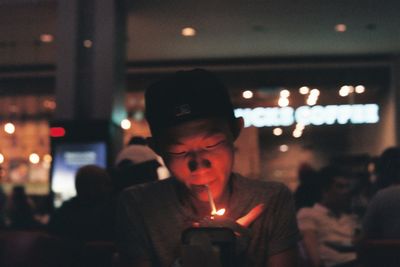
189,176,216,186
187,176,217,192
188,170,215,185
189,183,208,192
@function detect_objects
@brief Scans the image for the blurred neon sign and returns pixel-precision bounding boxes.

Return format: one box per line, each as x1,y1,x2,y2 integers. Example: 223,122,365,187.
234,104,379,128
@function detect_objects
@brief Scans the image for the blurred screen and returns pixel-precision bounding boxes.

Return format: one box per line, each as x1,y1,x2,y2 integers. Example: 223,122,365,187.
51,142,107,208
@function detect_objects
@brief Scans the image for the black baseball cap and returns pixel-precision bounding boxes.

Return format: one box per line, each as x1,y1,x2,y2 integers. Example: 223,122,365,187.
145,69,235,136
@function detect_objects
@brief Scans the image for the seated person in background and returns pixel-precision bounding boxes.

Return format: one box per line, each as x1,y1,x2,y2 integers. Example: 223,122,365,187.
6,185,39,230
116,69,300,267
48,165,115,242
363,147,400,239
294,163,321,211
297,166,359,267
113,136,169,194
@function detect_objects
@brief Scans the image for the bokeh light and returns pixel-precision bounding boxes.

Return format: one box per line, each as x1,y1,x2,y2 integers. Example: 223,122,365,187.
121,119,132,130
29,153,40,164
4,122,15,134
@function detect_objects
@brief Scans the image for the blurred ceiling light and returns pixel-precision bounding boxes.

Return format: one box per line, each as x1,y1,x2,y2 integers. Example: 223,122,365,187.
339,85,350,97
181,27,196,37
348,86,354,93
278,97,289,107
279,144,289,152
242,90,254,99
293,130,302,138
0,153,4,164
43,154,52,163
273,127,283,136
120,119,131,130
335,24,347,32
83,39,93,48
355,85,365,94
40,34,54,43
295,123,305,131
306,97,317,106
299,86,310,95
29,153,40,164
4,122,15,134
310,89,320,96
280,89,290,98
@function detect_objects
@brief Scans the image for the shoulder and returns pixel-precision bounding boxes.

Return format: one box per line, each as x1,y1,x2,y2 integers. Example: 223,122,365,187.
374,185,400,200
118,178,175,204
367,185,400,211
56,197,79,211
297,204,328,221
231,174,294,214
297,205,322,230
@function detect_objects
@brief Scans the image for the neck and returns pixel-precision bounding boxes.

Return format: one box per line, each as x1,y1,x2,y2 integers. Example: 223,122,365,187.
175,179,231,217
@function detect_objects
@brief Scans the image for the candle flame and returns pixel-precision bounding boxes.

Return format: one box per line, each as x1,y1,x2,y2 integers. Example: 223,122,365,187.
212,208,226,216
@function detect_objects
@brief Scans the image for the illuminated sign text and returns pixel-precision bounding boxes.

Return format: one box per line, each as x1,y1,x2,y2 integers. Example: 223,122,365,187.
234,104,379,128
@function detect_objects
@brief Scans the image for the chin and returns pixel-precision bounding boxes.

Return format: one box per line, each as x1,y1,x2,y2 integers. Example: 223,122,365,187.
187,188,208,201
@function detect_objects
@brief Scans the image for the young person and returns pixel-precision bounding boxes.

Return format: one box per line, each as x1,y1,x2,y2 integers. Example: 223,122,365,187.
297,166,359,267
116,69,299,267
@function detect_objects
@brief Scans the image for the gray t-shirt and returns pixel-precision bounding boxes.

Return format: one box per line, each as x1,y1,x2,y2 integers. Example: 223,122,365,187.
363,185,400,239
116,173,300,267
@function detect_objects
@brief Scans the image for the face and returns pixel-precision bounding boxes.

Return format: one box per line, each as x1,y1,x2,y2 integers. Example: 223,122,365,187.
323,177,352,211
156,118,237,202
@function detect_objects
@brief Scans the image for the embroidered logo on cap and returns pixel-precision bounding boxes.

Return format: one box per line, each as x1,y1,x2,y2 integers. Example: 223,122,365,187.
175,104,191,117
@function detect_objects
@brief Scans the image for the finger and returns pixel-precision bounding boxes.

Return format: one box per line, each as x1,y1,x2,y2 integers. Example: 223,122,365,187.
236,203,265,228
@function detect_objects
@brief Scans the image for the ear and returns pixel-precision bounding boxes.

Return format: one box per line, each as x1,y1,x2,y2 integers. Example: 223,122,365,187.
232,117,244,141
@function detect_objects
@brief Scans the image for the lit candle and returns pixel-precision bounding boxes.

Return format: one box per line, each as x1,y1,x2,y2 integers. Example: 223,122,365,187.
205,184,217,215
215,208,226,216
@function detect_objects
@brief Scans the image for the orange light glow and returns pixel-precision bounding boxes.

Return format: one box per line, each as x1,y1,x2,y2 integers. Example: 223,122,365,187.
181,27,196,37
40,34,54,43
335,24,347,32
214,208,226,216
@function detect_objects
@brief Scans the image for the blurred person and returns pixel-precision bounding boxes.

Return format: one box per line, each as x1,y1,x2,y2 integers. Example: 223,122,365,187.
113,136,169,194
349,172,372,219
297,166,359,267
371,147,400,192
48,165,115,242
0,166,6,228
6,185,39,230
116,69,300,267
362,147,400,239
294,163,321,210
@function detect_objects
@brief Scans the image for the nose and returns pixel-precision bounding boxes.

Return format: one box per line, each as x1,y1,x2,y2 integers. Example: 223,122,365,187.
188,152,211,172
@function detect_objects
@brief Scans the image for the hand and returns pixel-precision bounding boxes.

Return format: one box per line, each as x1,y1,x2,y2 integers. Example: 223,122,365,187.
192,203,265,230
190,203,265,256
